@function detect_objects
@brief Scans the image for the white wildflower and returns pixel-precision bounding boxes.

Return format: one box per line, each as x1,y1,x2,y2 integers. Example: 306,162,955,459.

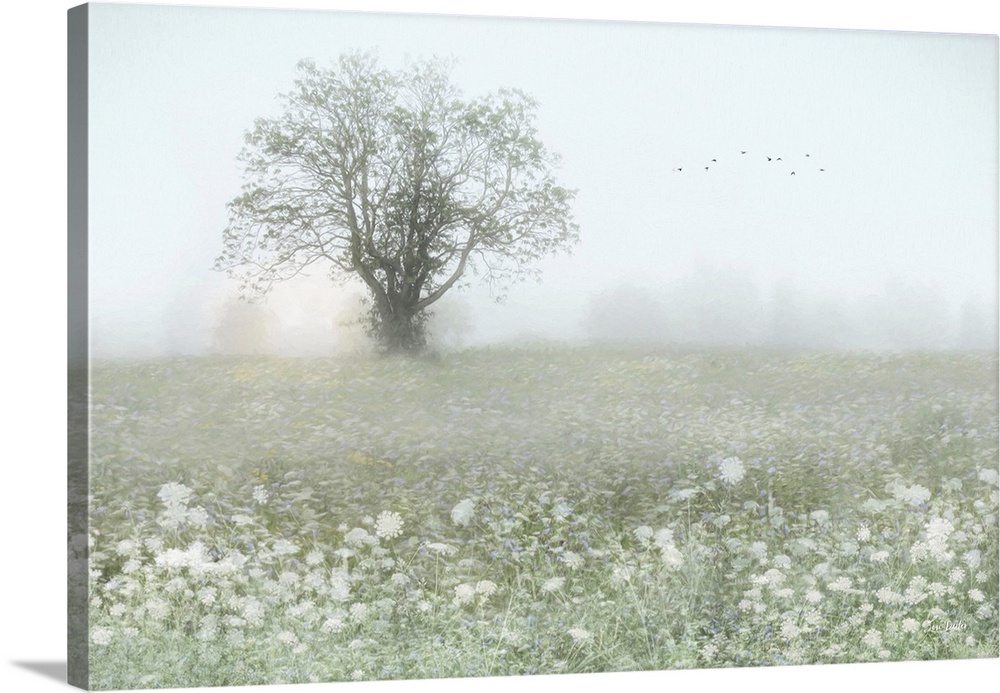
374,511,404,540
963,550,982,569
451,498,476,527
453,583,476,606
870,550,890,563
809,510,830,525
968,589,985,603
911,517,954,563
856,525,871,542
476,580,498,597
891,483,931,506
240,599,265,627
862,629,883,649
927,582,948,596
633,525,654,543
114,540,137,556
717,456,746,484
660,544,684,570
875,588,903,605
186,505,210,529
272,539,300,556
252,485,269,504
425,542,456,556
276,631,298,645
780,619,802,640
902,618,919,634
344,528,374,548
827,576,852,592
568,627,591,642
321,617,344,633
762,568,786,588
541,576,566,593
652,528,674,550
91,627,113,646
145,598,170,620
158,482,194,507
978,468,999,486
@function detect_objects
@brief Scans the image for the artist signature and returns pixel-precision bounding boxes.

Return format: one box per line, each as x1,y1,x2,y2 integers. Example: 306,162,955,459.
929,620,967,633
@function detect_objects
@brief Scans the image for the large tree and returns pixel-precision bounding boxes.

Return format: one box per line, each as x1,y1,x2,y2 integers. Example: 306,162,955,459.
217,52,579,353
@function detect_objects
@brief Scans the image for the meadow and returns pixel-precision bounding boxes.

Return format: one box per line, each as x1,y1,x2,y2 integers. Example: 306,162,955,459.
79,345,999,688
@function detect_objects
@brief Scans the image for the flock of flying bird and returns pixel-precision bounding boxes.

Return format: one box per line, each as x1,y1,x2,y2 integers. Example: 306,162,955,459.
671,150,826,176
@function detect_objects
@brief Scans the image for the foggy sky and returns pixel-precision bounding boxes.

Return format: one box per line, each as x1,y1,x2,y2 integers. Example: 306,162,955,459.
86,2,998,356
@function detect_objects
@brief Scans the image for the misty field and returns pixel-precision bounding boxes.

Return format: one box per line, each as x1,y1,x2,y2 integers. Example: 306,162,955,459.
81,346,999,688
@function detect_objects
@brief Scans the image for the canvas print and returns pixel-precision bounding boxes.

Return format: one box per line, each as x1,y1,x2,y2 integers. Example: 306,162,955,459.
68,3,999,690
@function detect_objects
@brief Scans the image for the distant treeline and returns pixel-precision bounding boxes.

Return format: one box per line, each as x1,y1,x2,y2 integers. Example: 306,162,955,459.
583,273,996,351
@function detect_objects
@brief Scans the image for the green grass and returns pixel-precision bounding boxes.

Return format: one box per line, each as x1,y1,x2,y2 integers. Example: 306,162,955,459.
80,345,999,688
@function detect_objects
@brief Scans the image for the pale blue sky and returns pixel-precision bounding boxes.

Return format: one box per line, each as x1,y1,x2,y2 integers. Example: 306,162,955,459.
86,2,998,353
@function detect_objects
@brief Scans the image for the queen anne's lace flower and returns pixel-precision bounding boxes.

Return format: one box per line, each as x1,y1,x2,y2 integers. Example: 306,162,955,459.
476,580,498,597
453,583,476,606
541,577,566,593
321,617,344,633
91,627,113,646
158,482,194,507
890,483,931,506
344,528,374,547
633,525,654,543
862,629,883,649
451,498,476,527
717,457,746,485
374,511,404,539
276,631,298,645
425,542,456,555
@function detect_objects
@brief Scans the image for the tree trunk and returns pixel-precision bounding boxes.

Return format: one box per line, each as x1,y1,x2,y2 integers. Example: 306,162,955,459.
375,298,427,354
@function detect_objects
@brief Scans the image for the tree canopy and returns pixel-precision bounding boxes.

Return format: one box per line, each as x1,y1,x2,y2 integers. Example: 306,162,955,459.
216,52,579,353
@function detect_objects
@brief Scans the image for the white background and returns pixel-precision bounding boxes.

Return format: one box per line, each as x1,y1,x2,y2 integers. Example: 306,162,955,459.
2,1,998,692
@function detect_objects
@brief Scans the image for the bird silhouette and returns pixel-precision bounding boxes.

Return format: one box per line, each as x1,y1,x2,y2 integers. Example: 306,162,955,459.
704,166,709,171
740,150,747,154
776,157,782,161
819,168,825,172
767,157,772,161
805,154,810,157
711,159,717,162
790,171,796,176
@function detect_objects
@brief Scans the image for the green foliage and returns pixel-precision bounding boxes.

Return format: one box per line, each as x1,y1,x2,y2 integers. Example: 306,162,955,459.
83,347,999,687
